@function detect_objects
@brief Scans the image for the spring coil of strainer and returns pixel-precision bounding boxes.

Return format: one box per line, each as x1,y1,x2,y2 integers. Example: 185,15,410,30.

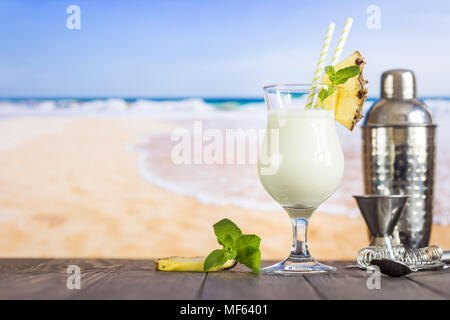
357,245,443,269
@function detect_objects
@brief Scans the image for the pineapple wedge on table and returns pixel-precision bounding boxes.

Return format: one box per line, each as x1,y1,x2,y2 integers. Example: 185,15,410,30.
322,51,368,131
155,256,236,272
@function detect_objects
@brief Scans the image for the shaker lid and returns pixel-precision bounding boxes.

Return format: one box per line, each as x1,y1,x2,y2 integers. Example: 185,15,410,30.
381,69,416,100
363,69,434,126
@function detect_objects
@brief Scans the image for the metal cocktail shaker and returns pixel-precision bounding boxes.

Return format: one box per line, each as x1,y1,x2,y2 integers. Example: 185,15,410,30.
362,69,436,249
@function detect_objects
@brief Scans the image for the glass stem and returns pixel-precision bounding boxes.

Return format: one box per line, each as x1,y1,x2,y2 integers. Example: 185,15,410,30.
289,218,313,261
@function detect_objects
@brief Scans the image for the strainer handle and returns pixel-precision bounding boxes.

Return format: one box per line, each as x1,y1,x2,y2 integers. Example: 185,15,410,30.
442,251,450,264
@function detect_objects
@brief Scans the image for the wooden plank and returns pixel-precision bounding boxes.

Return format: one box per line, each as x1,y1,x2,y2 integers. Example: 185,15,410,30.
0,259,126,299
0,258,53,280
406,267,450,298
303,261,447,300
72,259,206,300
199,262,320,300
0,258,70,299
1,259,449,300
0,259,205,300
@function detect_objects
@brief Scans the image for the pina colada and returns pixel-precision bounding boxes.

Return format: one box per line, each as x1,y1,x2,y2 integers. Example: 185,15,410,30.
258,109,344,219
257,17,367,274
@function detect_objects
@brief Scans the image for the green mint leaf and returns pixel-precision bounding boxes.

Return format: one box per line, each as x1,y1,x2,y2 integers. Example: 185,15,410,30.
335,65,360,78
237,234,261,251
327,87,335,97
236,247,261,274
236,234,261,274
334,66,360,85
213,218,242,247
208,218,261,273
325,65,335,77
334,76,357,85
222,234,235,251
332,78,347,85
329,75,340,82
318,88,329,102
203,248,237,272
318,87,335,108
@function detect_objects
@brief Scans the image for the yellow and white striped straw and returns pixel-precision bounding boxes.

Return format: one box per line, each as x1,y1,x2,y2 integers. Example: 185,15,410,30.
330,18,353,66
305,22,335,109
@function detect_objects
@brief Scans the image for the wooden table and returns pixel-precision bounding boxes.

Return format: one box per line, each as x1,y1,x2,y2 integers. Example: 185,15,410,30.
0,259,449,299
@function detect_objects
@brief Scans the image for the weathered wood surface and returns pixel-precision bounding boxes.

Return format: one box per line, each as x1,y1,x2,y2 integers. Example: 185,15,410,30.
0,259,448,299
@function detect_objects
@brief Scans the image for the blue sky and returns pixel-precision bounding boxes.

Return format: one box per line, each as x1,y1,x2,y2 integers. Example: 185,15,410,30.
0,0,450,97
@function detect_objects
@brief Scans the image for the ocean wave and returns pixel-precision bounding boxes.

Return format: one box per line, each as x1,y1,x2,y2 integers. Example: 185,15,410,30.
0,98,267,120
1,97,449,119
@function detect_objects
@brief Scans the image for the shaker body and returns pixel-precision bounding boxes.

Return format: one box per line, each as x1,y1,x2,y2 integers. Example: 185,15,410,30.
362,125,436,249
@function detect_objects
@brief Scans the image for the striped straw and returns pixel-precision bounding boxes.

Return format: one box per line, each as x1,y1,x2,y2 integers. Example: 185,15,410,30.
330,18,353,66
305,22,335,109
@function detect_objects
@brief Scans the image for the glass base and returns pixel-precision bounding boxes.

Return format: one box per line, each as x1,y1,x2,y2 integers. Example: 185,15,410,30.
262,257,336,275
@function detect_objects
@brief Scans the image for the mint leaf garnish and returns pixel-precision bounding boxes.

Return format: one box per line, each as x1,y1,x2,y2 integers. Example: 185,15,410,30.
325,65,335,77
204,248,237,271
237,247,261,274
213,218,242,246
204,218,261,273
335,65,360,82
318,65,360,108
236,234,261,252
318,87,335,107
236,234,261,273
222,234,235,251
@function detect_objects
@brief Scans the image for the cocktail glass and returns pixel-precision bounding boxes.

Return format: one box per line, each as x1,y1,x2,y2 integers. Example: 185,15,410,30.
258,84,344,274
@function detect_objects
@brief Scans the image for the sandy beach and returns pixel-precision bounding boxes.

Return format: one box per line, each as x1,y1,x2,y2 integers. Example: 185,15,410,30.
0,117,448,260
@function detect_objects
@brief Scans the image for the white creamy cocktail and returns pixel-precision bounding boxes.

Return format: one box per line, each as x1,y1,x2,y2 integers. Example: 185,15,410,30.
257,84,346,274
258,108,344,220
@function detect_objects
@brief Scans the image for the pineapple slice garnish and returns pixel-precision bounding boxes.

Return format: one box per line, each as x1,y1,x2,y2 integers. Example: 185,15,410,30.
154,256,236,272
322,51,368,131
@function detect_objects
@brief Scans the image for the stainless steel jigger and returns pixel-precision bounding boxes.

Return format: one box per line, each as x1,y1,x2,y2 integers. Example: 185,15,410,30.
353,195,409,258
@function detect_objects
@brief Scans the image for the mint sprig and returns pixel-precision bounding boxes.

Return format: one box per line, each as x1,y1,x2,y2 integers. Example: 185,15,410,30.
203,218,261,273
318,65,360,108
